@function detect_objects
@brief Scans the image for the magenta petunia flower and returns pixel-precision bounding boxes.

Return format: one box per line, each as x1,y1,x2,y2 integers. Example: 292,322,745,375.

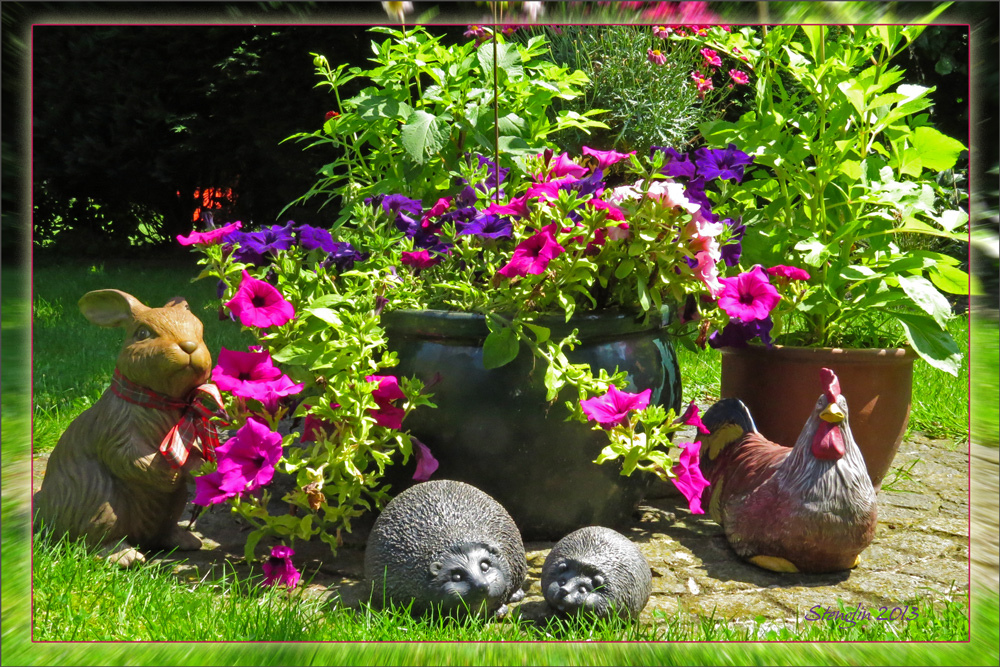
700,47,722,68
671,440,710,514
401,249,444,269
582,146,636,169
239,374,305,415
766,265,811,282
411,437,440,482
177,221,242,246
548,153,589,179
485,195,531,219
193,470,237,506
420,197,453,228
677,401,710,434
497,226,566,279
580,384,652,429
215,417,284,494
729,69,749,85
225,270,295,329
366,375,406,430
718,266,781,322
262,545,301,589
212,347,283,394
647,48,667,66
586,198,626,222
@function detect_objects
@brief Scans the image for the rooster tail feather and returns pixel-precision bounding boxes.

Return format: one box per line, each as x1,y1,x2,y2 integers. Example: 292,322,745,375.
699,398,757,466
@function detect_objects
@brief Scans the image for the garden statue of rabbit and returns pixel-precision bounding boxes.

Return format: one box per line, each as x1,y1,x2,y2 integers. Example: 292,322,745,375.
34,289,224,567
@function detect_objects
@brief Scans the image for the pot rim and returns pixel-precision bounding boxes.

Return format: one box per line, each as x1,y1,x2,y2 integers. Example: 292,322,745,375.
381,307,673,341
719,343,916,362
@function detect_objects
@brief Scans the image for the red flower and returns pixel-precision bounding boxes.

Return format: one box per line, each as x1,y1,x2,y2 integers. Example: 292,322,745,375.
325,110,340,121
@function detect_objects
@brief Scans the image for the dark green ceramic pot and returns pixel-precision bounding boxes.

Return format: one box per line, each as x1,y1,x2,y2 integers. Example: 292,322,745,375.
381,308,682,540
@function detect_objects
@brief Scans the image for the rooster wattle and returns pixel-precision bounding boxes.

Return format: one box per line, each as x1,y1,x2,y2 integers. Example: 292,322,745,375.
698,367,877,573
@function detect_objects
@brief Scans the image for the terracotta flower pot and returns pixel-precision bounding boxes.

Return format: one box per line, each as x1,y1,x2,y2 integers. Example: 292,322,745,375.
720,345,916,491
382,308,682,540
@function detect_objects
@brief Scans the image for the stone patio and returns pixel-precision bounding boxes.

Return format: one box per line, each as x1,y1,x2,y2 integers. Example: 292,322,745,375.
31,429,982,630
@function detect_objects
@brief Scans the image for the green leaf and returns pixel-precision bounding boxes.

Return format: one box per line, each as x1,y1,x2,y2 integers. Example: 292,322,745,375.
928,264,969,295
836,79,866,117
356,95,413,121
840,265,878,280
306,307,343,327
795,238,830,267
400,110,449,165
615,258,635,280
243,529,264,563
482,326,520,369
934,209,969,233
894,312,962,376
910,126,966,172
896,274,952,330
523,322,550,344
477,41,523,79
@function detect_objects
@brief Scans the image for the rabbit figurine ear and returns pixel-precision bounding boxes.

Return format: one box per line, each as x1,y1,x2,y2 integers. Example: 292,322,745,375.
164,296,191,310
79,289,149,328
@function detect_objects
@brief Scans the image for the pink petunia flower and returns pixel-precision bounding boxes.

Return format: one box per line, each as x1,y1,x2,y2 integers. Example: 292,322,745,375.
485,195,531,219
411,438,440,482
647,180,702,213
580,384,652,429
420,197,453,228
692,250,725,298
582,146,636,170
239,374,305,415
766,265,811,282
193,470,237,506
647,48,667,66
729,69,749,85
301,411,336,443
215,417,284,494
586,198,626,222
718,266,781,322
547,153,589,179
262,545,301,588
497,226,566,278
176,221,242,246
212,347,283,395
401,249,444,270
366,375,406,430
700,47,722,68
225,270,295,329
671,440,711,514
677,401,710,434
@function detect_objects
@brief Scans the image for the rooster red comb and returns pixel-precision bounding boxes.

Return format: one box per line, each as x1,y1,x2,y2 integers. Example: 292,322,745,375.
820,367,841,403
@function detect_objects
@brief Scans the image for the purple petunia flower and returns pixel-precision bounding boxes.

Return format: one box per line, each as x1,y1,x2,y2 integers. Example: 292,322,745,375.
652,146,697,180
258,222,295,254
692,144,754,182
717,266,781,322
456,213,513,239
224,270,295,329
707,317,775,349
671,440,710,514
295,225,336,253
497,225,566,278
580,384,652,429
382,194,423,221
411,437,439,482
223,231,268,265
720,218,746,267
321,241,369,272
262,545,301,589
215,417,284,494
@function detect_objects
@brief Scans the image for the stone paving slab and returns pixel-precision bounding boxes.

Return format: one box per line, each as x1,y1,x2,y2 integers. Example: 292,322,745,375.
31,431,981,629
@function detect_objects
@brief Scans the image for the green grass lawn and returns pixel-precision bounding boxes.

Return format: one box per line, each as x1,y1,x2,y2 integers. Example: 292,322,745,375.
10,257,990,656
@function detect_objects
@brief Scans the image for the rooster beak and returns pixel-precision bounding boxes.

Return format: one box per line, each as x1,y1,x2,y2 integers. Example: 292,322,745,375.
819,402,845,423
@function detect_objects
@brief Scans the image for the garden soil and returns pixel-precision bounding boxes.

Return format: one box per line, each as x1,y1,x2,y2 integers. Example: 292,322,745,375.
31,425,992,633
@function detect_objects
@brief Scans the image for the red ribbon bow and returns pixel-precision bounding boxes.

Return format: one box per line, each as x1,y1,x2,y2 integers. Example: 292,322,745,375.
110,369,227,468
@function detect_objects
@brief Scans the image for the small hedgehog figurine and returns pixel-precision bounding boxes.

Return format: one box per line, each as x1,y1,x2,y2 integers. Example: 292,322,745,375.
364,479,527,617
541,526,652,621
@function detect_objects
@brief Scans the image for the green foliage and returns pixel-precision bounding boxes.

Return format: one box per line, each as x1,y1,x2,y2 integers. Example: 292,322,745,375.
522,24,751,155
692,24,969,374
282,26,607,226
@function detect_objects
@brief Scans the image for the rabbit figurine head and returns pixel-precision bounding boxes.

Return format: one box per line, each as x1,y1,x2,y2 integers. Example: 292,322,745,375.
80,289,213,399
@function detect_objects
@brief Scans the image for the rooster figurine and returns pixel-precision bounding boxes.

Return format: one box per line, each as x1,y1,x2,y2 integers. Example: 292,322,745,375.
699,368,877,573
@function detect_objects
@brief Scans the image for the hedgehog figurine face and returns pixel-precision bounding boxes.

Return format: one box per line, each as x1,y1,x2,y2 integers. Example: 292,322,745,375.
427,542,509,614
541,526,652,621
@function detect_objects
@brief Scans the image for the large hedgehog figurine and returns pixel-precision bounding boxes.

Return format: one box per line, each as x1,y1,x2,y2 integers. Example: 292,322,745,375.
364,479,527,617
541,526,652,621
